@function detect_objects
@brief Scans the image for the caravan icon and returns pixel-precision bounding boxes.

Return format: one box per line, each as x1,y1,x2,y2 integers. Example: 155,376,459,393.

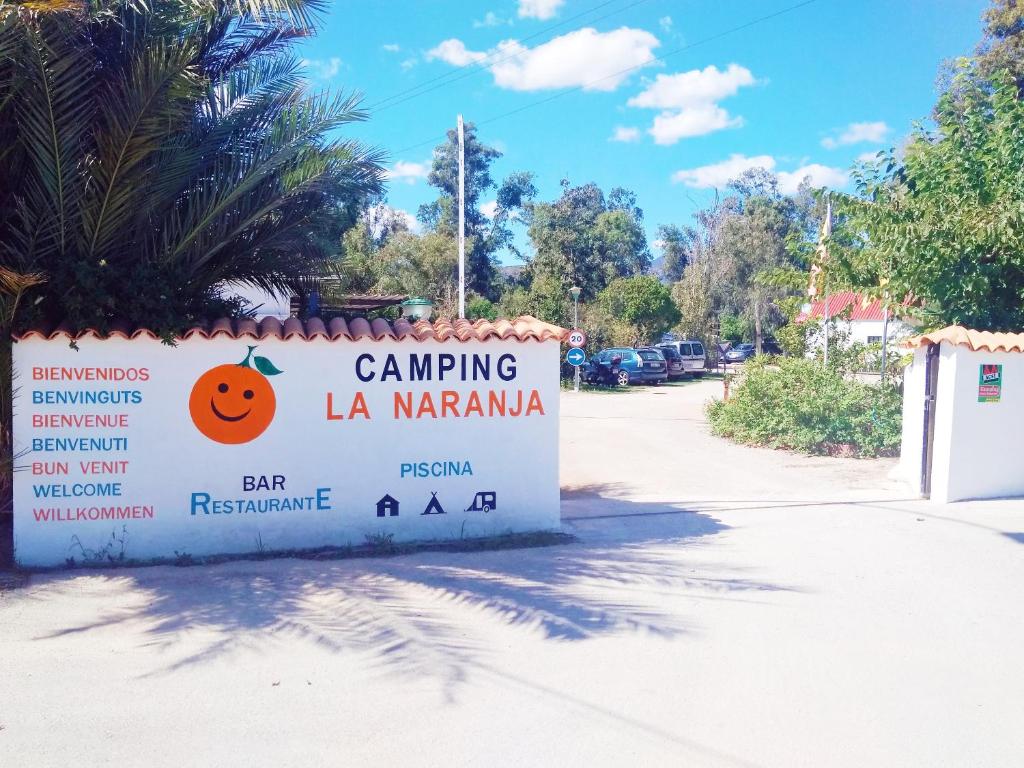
465,491,496,513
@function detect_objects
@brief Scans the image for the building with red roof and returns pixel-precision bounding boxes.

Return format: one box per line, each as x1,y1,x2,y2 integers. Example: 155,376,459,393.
796,291,916,350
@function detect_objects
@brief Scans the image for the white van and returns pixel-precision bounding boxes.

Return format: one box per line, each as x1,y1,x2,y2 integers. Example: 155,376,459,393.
661,340,706,376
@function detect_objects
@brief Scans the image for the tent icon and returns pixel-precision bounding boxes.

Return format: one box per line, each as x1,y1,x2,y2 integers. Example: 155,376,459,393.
421,492,446,516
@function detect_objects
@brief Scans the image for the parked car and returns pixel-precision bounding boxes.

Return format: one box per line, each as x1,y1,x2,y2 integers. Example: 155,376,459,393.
659,340,707,377
723,340,783,363
592,347,667,385
724,343,756,363
655,344,685,379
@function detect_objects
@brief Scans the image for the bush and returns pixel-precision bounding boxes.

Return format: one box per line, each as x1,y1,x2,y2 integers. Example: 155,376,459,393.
706,357,902,457
466,296,498,321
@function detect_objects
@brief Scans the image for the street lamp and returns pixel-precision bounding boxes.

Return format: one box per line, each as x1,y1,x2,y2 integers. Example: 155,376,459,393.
569,286,582,392
400,297,433,322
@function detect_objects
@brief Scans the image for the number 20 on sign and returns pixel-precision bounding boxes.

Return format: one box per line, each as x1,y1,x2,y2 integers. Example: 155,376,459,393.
568,329,587,348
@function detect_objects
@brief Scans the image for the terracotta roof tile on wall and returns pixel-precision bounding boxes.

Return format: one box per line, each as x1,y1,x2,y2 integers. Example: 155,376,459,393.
904,325,1024,353
13,316,569,344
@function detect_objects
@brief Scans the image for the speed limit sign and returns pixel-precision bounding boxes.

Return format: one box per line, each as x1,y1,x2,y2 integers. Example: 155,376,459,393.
568,329,587,348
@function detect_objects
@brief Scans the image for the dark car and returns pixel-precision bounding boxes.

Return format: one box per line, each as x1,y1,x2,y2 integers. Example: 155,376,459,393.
655,344,685,379
592,347,667,385
723,343,756,363
723,340,783,363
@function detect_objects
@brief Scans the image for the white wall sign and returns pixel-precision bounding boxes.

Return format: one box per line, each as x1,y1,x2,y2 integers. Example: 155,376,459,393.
13,335,561,566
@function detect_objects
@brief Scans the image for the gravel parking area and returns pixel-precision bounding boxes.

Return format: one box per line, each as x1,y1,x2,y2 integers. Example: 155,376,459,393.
2,380,1022,767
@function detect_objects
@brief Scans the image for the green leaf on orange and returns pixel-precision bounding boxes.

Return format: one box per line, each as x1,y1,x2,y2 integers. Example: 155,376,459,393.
254,356,283,376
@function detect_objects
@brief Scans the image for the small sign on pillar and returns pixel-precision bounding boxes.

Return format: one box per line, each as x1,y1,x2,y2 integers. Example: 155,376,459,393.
978,363,1002,403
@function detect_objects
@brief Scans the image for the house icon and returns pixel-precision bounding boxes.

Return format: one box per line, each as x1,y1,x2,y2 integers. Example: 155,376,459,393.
376,494,399,517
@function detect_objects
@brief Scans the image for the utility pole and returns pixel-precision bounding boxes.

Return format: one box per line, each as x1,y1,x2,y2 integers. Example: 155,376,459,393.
570,286,582,393
457,115,466,319
880,304,890,383
821,196,832,368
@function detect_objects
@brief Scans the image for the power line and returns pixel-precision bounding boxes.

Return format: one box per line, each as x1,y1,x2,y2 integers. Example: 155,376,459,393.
368,0,654,113
390,0,824,157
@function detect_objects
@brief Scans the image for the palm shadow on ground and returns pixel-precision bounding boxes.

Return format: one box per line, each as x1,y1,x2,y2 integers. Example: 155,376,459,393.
24,486,792,696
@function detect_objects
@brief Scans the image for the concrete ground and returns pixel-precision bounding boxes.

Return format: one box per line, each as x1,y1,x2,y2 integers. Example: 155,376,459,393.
2,380,1023,767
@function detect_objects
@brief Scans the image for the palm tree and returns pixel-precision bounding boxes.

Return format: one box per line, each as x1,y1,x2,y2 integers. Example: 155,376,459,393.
0,0,384,524
0,0,384,333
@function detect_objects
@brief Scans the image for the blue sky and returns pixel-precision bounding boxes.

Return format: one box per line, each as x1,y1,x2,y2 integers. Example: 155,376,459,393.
298,0,988,263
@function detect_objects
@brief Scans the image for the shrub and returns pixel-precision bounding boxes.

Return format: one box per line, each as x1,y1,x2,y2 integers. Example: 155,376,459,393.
706,357,902,457
466,296,498,321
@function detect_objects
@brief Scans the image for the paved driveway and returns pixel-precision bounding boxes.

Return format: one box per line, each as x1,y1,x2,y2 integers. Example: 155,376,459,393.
2,381,1023,767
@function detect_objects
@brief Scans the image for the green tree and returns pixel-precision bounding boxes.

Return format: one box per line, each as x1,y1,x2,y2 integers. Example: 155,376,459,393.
717,312,749,343
417,124,535,299
524,181,650,325
834,71,1024,330
713,170,806,353
657,224,694,282
667,198,732,345
940,0,1024,102
593,275,680,347
498,272,568,326
977,0,1024,88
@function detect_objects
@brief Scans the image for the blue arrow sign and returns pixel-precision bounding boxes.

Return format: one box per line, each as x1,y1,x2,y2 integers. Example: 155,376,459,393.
566,348,586,367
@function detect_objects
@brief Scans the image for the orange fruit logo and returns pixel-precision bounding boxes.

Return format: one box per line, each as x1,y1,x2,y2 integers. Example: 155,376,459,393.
189,346,282,444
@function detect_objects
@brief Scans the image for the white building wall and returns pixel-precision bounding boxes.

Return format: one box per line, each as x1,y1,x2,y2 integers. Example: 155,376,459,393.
933,344,1024,502
893,347,927,486
805,318,915,355
846,318,914,346
901,342,1024,502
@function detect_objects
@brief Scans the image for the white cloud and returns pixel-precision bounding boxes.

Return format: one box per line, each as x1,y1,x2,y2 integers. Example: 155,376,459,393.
381,43,400,53
610,125,641,142
659,16,673,31
649,104,742,144
856,150,882,163
400,57,417,71
628,64,755,109
627,64,756,144
821,121,889,149
474,11,510,28
479,200,499,219
671,154,847,193
776,163,848,194
426,39,488,67
671,154,776,188
519,0,564,20
385,160,430,185
300,57,342,80
429,27,659,92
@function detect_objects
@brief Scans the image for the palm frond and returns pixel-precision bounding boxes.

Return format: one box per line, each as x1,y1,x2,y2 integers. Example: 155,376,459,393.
83,40,203,260
15,11,93,257
165,90,379,266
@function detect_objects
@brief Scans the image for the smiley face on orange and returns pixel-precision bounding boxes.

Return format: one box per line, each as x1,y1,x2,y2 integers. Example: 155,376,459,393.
189,346,282,444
